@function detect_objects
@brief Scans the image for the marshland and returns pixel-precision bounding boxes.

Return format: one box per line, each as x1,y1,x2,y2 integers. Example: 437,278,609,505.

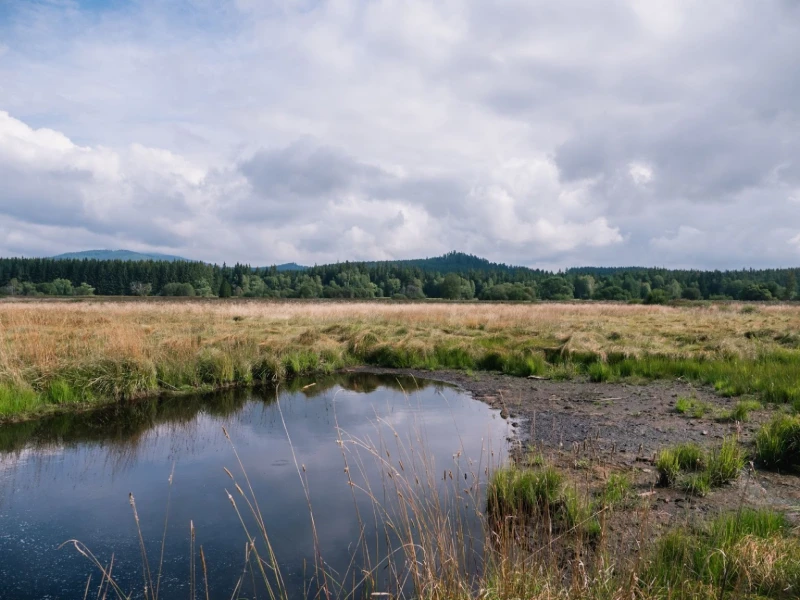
1,299,800,599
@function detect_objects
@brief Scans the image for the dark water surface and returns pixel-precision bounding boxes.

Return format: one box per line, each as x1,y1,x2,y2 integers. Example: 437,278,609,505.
0,374,508,599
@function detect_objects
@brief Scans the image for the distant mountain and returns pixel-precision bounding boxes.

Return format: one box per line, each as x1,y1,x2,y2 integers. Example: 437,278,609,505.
275,262,308,271
52,249,190,262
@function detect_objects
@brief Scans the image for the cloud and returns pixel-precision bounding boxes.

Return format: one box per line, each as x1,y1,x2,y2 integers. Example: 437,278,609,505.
0,0,798,268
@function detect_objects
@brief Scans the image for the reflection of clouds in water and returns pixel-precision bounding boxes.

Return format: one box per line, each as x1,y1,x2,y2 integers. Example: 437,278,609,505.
0,376,508,599
0,444,64,473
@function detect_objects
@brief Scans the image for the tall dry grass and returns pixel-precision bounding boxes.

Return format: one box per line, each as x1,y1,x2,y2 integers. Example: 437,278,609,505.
3,299,800,419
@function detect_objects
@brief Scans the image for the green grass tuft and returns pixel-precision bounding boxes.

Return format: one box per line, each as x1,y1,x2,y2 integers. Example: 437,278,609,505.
755,414,800,470
45,379,79,404
645,508,798,598
602,472,631,506
706,436,745,485
675,396,711,418
588,361,612,382
680,472,711,497
487,465,563,517
0,384,43,418
657,439,742,490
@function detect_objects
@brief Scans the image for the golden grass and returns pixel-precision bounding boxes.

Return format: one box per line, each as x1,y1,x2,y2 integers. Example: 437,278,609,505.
2,299,800,419
2,299,799,365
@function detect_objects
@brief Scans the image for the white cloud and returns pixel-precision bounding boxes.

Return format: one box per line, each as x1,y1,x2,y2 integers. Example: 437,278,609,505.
0,0,799,268
628,162,653,186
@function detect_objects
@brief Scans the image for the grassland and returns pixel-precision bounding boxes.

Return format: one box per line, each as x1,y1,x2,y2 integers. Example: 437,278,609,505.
3,299,800,420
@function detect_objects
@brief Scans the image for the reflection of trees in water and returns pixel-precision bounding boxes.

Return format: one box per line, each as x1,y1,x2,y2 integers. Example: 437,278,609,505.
0,374,450,455
0,389,253,456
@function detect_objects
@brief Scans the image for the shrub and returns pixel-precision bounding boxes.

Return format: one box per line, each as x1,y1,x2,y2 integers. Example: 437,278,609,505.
162,282,196,296
644,289,668,305
681,287,703,300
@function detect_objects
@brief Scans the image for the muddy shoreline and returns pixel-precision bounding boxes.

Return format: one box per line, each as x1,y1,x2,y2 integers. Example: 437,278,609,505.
350,367,800,524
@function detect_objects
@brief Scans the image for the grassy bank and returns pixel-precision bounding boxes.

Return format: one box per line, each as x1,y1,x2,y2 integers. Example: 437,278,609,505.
4,300,800,420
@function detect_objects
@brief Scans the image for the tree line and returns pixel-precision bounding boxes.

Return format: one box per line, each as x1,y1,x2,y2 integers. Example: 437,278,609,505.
0,254,797,302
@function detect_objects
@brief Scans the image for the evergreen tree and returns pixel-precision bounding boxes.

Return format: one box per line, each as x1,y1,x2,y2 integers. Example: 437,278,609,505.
219,279,233,298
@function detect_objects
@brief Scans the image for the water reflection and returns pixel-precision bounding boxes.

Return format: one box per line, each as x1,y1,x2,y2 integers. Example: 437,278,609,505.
0,373,508,599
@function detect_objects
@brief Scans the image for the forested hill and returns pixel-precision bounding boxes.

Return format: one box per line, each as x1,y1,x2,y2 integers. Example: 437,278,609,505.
365,251,530,274
0,252,797,302
275,263,308,271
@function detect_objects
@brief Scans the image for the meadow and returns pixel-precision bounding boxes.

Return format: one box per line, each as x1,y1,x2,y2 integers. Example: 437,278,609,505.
3,299,800,420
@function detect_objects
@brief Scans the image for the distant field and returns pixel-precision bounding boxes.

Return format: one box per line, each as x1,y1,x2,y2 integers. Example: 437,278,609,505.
2,300,800,419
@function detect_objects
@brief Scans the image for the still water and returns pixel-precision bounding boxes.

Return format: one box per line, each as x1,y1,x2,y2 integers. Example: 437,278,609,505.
0,374,508,599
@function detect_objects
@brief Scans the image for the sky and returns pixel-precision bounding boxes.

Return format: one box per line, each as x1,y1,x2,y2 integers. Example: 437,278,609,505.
0,0,798,269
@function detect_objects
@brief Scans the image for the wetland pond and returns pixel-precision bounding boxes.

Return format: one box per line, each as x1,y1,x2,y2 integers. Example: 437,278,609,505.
0,373,509,599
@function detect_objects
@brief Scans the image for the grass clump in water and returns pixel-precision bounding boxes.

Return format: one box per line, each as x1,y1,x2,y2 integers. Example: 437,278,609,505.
196,349,236,385
487,463,604,538
755,414,800,470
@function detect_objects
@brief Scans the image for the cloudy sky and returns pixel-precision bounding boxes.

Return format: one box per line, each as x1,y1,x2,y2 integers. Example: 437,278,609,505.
0,0,798,269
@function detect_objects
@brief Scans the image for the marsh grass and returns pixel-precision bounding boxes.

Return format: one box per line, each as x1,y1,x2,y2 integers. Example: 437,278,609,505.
755,414,800,470
602,472,632,506
5,300,800,419
656,443,706,486
716,398,763,422
675,396,711,418
656,438,744,493
644,509,799,599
